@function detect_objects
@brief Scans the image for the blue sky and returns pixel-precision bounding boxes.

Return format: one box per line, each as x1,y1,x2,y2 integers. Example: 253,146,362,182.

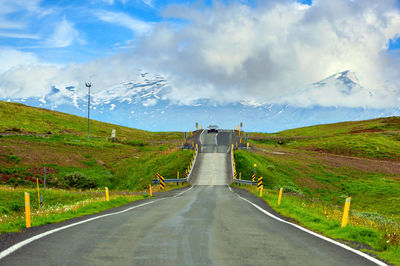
1,0,399,64
0,0,325,64
1,0,400,111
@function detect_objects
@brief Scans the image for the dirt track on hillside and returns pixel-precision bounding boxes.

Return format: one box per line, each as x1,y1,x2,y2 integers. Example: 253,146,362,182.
254,144,400,178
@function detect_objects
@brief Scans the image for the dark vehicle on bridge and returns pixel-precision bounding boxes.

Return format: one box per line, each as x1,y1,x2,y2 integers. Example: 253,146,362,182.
207,125,219,133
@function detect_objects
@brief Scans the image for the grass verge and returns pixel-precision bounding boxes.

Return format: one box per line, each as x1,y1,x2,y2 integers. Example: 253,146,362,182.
232,184,400,265
0,185,149,234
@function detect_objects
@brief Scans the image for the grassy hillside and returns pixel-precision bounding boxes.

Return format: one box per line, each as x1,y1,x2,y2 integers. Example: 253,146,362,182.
0,101,179,140
262,117,400,137
250,117,400,160
0,101,192,191
236,117,400,264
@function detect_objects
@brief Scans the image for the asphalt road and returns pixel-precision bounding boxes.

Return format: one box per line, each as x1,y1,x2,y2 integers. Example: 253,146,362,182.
0,130,383,265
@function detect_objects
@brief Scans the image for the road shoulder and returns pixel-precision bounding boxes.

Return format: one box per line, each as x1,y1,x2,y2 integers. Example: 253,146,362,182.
0,186,191,254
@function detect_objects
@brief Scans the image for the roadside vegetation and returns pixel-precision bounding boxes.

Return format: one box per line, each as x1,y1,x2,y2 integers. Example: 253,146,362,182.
250,117,400,160
235,117,400,265
0,101,193,233
0,186,149,233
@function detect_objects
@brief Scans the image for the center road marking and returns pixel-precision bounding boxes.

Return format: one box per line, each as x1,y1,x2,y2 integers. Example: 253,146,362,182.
0,186,194,260
227,186,386,266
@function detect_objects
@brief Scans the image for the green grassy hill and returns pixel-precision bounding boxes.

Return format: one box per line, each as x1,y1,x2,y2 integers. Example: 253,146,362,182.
0,101,192,191
250,117,400,160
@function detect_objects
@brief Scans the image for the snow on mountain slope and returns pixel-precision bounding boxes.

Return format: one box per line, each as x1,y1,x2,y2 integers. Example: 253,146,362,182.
277,70,376,108
1,70,398,132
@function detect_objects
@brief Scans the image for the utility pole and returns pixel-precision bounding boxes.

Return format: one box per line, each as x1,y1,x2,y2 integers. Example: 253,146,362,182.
85,82,92,140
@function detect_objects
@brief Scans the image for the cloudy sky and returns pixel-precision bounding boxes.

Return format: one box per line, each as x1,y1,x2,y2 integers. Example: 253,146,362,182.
0,0,400,108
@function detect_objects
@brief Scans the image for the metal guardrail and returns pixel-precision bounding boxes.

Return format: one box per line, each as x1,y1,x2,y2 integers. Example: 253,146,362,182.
187,145,199,182
233,179,257,185
151,144,199,187
231,140,256,186
235,146,251,150
152,178,188,184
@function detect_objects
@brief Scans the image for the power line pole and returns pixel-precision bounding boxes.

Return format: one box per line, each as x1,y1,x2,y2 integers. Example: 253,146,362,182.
85,82,92,140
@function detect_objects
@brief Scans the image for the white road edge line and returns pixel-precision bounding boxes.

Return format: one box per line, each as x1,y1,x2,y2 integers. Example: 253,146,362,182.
174,186,193,197
0,186,194,260
229,187,386,266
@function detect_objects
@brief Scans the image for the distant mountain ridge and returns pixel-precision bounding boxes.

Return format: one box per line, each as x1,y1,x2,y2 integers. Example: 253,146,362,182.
1,71,398,132
313,70,371,96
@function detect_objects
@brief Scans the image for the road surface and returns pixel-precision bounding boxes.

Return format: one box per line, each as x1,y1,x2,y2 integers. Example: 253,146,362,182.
0,130,382,265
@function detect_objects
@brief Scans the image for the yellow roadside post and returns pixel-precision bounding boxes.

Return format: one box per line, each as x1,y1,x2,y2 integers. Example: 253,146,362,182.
24,192,31,228
257,177,263,197
149,184,152,196
341,197,352,228
278,188,283,205
240,138,242,144
160,175,165,190
177,171,179,179
236,143,238,148
201,125,203,130
247,143,249,150
105,187,110,201
231,144,234,151
36,178,40,210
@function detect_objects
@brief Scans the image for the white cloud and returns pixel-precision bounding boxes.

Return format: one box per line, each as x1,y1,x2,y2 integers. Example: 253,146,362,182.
0,31,40,39
95,10,153,34
0,65,59,98
46,18,84,48
1,0,400,109
0,0,43,15
131,0,400,107
0,18,25,29
0,48,40,74
0,0,50,40
142,0,153,8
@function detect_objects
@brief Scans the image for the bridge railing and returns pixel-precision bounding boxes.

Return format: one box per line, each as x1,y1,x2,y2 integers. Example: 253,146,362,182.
151,144,199,186
151,178,187,184
231,142,257,186
233,179,257,185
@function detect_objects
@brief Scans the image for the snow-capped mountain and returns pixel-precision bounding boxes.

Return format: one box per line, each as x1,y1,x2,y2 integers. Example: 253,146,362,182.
2,71,398,132
276,70,377,109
